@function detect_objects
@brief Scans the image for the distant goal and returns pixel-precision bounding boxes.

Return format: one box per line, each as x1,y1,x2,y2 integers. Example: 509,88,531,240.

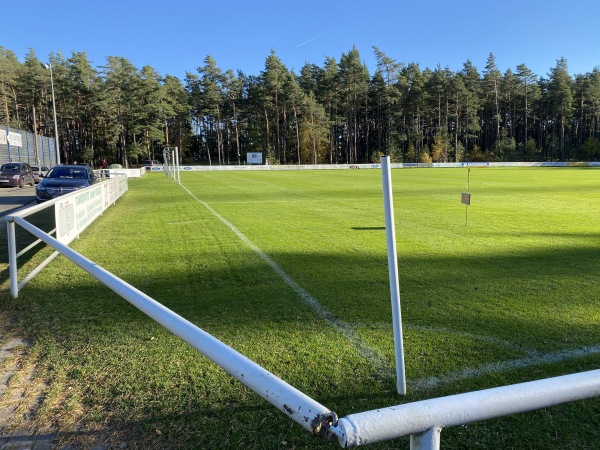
163,147,180,184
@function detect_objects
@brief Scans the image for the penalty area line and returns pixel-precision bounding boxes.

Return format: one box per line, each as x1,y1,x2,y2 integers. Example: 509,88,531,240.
179,184,393,377
410,344,600,391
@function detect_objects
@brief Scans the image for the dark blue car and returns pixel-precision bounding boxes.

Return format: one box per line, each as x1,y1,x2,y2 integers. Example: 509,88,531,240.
36,165,98,203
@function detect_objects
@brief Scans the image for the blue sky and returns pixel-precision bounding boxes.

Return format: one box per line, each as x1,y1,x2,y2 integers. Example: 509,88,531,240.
5,0,600,80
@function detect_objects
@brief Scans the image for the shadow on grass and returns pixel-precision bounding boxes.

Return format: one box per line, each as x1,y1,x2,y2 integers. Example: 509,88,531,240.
4,232,600,449
11,234,600,355
0,206,56,292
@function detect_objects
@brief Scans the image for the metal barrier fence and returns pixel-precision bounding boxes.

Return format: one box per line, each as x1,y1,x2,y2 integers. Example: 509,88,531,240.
6,175,127,298
0,125,58,167
332,370,600,448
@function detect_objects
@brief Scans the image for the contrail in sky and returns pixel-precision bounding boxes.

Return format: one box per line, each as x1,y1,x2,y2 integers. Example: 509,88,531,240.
296,31,329,47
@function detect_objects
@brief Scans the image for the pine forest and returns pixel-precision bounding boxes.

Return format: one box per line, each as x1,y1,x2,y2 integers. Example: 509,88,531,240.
1,46,600,166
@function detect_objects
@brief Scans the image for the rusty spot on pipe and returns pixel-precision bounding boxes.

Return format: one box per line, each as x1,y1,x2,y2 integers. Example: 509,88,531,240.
311,411,339,440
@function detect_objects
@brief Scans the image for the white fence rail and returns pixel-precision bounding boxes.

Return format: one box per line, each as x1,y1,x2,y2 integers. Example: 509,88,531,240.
94,167,146,178
5,214,337,436
6,175,128,298
332,369,600,448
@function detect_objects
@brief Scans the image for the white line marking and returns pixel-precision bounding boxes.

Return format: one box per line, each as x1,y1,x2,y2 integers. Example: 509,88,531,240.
179,184,393,376
178,183,598,390
410,345,600,390
407,324,538,356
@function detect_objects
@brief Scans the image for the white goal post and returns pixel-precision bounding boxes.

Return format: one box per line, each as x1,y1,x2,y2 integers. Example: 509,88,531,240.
163,147,180,184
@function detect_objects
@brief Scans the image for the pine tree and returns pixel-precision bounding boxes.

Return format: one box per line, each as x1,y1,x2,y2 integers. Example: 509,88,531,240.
547,57,573,160
223,69,243,165
372,47,402,155
98,56,142,166
197,56,225,164
0,47,24,127
301,91,328,164
483,53,502,154
261,50,288,163
516,63,539,154
339,46,369,163
316,56,339,163
460,60,482,157
64,52,98,164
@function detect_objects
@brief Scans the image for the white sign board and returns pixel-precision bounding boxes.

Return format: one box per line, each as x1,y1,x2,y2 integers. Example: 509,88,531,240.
7,132,22,147
247,152,263,164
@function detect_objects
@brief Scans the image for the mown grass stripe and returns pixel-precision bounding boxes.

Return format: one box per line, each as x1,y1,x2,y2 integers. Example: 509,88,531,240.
179,183,394,377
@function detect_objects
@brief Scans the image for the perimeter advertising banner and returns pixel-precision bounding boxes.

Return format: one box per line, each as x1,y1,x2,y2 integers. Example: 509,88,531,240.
55,177,128,245
7,132,22,147
247,152,263,164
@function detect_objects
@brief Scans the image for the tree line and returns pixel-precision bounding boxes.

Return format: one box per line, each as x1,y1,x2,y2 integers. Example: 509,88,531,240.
1,45,599,166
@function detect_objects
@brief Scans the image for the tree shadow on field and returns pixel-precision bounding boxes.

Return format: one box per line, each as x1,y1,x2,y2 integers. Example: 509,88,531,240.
11,228,600,351
5,230,600,449
0,206,56,297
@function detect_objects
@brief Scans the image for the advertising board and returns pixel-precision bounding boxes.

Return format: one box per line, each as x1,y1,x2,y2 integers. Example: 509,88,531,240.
247,152,263,164
55,177,128,245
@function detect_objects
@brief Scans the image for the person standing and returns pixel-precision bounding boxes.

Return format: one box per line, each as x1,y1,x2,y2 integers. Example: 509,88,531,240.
101,158,108,177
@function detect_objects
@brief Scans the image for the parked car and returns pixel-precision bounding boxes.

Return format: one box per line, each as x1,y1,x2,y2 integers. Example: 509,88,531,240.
0,162,35,188
31,165,50,183
36,165,98,203
104,163,123,178
143,159,161,168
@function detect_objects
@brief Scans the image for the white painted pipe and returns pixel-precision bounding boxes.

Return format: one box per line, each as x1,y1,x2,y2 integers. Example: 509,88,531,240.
7,220,18,299
9,216,336,435
381,156,406,395
332,368,600,447
410,426,441,450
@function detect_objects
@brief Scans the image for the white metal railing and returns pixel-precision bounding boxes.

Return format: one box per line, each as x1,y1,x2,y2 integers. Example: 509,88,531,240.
331,369,600,448
6,176,127,298
381,157,406,394
5,215,337,436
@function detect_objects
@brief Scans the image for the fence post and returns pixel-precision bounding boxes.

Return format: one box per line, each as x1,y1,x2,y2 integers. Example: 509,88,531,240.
381,156,406,395
410,427,442,450
7,219,18,298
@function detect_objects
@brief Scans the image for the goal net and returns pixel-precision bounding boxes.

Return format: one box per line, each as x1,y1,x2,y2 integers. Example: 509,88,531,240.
162,147,180,184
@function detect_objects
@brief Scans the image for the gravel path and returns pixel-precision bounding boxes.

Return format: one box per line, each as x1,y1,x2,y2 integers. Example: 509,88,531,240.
0,317,56,449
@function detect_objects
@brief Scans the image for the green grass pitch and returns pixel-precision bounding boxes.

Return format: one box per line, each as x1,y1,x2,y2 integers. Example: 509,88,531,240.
6,167,600,449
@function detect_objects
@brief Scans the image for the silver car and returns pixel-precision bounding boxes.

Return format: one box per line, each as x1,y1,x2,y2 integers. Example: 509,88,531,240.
0,162,35,188
31,165,50,183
